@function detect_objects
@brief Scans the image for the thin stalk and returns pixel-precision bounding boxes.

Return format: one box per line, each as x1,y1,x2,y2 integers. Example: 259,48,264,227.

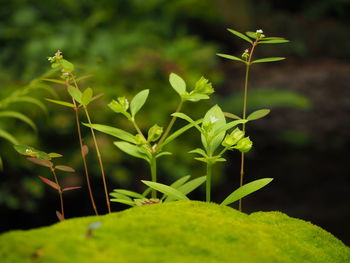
51,168,64,219
84,106,111,213
238,40,257,212
206,161,213,202
156,100,183,151
150,157,157,198
65,80,98,215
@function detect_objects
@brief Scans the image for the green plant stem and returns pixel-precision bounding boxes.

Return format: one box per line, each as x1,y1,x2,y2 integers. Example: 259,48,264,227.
150,157,157,198
239,40,257,212
132,121,147,142
156,100,183,151
51,168,64,219
84,106,111,213
65,80,98,215
206,161,213,202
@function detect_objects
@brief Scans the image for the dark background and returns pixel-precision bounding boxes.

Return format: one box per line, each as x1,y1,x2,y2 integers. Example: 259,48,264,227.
0,0,349,245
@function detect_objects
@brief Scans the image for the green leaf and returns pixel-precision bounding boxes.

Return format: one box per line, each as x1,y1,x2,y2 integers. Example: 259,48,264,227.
110,199,135,206
227,28,253,44
41,78,66,85
252,57,285,64
141,180,189,201
247,109,270,121
61,59,74,73
223,112,241,120
213,119,247,137
166,176,206,202
171,113,202,132
246,31,258,39
130,89,149,118
49,153,63,158
170,175,191,189
142,187,152,197
0,111,37,132
109,192,133,202
221,178,273,206
188,148,207,158
11,97,48,115
161,119,202,149
185,93,210,102
169,73,186,96
55,165,75,172
67,86,82,103
0,129,19,144
258,39,290,44
83,123,136,144
81,88,93,106
114,141,150,162
216,54,245,63
113,189,144,199
155,152,172,159
45,98,75,108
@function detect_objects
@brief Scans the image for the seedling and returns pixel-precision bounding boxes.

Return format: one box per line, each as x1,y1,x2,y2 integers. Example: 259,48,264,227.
217,29,289,210
14,145,81,221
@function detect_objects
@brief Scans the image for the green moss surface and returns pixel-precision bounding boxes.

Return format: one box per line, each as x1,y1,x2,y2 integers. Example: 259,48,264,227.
1,201,349,263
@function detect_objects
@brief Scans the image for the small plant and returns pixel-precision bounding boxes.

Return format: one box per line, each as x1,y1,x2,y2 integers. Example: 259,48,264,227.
14,145,81,221
217,28,289,210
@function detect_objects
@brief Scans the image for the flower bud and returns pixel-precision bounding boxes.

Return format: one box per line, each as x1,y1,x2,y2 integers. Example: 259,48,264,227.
241,49,250,60
108,97,129,113
194,77,214,95
222,128,245,148
235,137,253,153
135,134,147,145
256,29,265,39
147,124,163,142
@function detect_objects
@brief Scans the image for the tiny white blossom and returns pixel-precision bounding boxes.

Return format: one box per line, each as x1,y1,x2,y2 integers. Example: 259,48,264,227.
256,29,263,34
210,116,218,123
48,57,53,61
244,49,249,53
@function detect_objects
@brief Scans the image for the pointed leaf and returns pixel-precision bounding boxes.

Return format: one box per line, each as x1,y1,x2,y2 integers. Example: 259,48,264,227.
0,111,37,132
169,73,186,96
81,88,93,106
90,93,104,103
171,113,202,132
227,28,253,43
258,39,290,44
41,78,66,85
223,112,241,120
130,89,149,117
110,199,135,206
161,119,203,148
188,148,207,158
56,211,64,221
252,57,285,64
142,187,152,197
49,153,63,158
246,31,258,39
109,192,133,201
67,86,82,103
83,123,136,144
113,189,144,199
216,54,245,63
62,186,81,192
247,109,270,121
55,165,75,172
141,180,189,201
114,141,150,162
27,157,53,168
213,119,247,137
45,98,75,108
0,129,19,144
166,176,206,202
155,152,172,158
221,178,273,206
39,176,60,190
170,175,191,189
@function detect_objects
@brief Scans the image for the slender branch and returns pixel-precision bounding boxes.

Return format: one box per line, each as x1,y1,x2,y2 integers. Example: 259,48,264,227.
65,80,98,215
238,39,258,212
51,168,64,219
206,161,212,202
150,157,157,198
156,100,183,151
84,106,111,213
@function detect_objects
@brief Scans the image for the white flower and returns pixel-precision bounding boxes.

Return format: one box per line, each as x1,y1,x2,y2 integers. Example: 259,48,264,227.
244,49,249,53
210,116,218,123
256,29,263,34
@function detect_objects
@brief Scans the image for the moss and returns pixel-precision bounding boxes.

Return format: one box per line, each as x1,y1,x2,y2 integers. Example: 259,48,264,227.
0,201,349,263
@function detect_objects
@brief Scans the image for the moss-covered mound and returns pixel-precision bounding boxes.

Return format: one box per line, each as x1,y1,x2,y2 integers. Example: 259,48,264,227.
1,201,349,263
